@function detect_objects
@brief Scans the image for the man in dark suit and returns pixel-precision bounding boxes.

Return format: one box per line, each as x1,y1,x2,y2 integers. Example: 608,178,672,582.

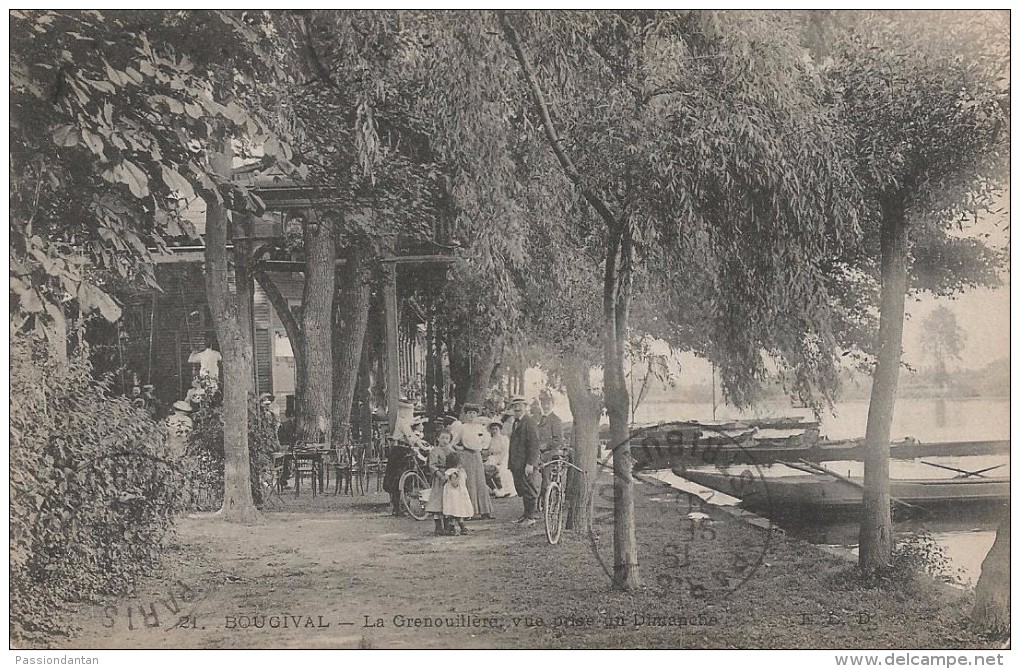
507,395,541,525
536,391,564,505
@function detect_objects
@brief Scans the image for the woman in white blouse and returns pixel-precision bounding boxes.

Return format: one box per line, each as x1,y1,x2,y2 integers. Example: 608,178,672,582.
454,404,494,519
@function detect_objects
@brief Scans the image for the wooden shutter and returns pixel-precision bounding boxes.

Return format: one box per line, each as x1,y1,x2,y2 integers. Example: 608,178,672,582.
256,328,273,395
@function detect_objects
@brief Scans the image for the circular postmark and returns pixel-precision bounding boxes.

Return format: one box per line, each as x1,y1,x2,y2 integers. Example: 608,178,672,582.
585,421,777,607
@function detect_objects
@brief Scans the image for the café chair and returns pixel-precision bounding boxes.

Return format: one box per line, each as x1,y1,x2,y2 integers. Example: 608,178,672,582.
332,444,355,496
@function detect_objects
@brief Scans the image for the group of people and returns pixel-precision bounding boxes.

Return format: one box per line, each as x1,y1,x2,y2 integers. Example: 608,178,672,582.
384,392,563,535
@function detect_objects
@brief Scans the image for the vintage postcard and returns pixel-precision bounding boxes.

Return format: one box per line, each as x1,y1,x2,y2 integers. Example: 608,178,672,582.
9,8,1010,660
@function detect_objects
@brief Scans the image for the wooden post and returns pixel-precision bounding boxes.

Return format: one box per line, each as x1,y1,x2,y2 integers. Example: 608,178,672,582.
425,302,436,437
356,333,372,443
383,261,401,432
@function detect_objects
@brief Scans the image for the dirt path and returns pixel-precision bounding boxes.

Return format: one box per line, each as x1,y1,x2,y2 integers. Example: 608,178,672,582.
59,492,571,649
53,482,995,649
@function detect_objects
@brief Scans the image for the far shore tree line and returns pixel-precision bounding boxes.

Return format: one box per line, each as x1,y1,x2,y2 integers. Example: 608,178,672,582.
10,10,1008,633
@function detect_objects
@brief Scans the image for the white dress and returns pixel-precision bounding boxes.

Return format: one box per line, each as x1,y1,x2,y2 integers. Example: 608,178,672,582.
442,468,474,519
487,434,516,498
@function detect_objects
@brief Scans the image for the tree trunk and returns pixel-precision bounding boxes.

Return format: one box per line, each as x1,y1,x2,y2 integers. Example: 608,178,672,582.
499,12,640,589
204,138,257,523
48,304,69,369
371,327,387,411
332,246,372,445
234,217,256,383
563,355,600,531
859,194,908,572
971,511,1010,633
604,226,641,590
464,337,503,405
488,350,504,389
254,268,305,417
297,214,335,443
446,330,471,411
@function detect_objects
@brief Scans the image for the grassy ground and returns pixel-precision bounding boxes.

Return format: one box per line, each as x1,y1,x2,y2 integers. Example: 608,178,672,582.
46,477,997,649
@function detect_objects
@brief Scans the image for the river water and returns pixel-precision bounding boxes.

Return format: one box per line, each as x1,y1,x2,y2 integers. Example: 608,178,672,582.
631,396,1010,442
631,397,1010,584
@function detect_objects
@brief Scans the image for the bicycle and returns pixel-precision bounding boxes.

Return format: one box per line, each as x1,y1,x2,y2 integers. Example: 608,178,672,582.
539,447,586,545
397,441,433,521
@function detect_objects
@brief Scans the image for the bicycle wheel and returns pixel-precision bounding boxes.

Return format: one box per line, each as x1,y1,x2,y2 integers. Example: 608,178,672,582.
544,481,564,545
400,470,429,521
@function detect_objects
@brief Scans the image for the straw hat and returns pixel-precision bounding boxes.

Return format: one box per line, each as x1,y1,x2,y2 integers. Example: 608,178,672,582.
172,400,193,413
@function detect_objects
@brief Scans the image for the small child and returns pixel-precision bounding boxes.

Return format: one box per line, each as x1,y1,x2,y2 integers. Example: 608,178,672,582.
424,429,455,535
442,452,474,536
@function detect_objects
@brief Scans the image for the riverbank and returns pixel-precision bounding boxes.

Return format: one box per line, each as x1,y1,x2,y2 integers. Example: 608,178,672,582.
46,480,998,649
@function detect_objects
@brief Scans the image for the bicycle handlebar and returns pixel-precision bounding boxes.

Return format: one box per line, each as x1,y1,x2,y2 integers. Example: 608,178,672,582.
539,459,586,476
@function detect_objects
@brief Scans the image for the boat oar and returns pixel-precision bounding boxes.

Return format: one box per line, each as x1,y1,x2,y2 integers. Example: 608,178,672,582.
918,460,1005,479
792,459,928,515
779,460,830,476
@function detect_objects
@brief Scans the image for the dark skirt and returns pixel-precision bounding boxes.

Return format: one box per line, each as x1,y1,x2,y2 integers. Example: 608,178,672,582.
383,445,414,494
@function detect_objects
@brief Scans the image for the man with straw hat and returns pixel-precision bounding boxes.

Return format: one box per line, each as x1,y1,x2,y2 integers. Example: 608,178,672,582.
507,396,541,525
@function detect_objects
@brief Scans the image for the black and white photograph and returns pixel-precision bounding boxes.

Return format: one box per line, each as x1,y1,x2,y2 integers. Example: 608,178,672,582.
8,9,1011,659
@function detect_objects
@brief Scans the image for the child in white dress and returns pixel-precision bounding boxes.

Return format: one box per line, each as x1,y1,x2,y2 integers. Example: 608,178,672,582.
442,452,474,535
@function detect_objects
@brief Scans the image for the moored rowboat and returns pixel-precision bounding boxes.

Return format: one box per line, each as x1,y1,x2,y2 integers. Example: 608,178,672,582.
675,468,1010,514
627,420,1009,466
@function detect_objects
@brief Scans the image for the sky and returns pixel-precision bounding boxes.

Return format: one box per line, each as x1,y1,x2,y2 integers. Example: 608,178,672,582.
665,283,1011,390
901,286,1010,371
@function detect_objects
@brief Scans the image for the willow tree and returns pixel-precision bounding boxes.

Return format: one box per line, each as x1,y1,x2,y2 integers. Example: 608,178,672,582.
824,11,1009,572
499,10,860,590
